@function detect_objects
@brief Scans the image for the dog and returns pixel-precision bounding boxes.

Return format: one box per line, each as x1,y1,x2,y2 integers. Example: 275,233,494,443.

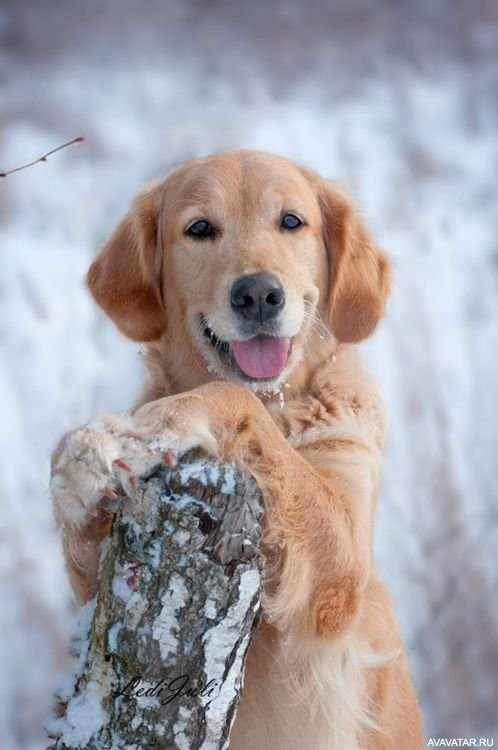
51,150,423,749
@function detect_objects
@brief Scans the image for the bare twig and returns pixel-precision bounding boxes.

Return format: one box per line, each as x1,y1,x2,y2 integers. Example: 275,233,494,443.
0,136,85,179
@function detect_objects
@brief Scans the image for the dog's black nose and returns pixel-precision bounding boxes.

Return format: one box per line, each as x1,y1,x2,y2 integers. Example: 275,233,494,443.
230,273,285,322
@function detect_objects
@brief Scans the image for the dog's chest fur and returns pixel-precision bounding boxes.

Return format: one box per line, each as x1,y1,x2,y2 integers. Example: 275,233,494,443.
229,624,378,750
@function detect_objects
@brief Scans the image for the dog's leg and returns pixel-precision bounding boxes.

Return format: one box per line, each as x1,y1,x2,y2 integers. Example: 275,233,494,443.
53,381,378,633
131,382,379,639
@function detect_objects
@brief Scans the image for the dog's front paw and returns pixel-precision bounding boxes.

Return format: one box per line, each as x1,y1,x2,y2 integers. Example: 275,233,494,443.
132,391,220,464
51,415,162,529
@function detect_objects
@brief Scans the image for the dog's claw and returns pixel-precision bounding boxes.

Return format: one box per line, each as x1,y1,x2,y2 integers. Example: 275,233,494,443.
120,430,143,441
103,499,121,512
101,486,118,500
113,458,132,472
129,475,139,490
163,448,177,468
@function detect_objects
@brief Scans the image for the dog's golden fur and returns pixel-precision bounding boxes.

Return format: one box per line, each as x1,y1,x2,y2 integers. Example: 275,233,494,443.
52,150,423,748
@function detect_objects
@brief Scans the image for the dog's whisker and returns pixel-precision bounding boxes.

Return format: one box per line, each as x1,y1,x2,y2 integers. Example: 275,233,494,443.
302,309,332,340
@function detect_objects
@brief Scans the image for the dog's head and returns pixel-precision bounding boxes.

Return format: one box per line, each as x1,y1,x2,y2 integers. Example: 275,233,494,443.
87,151,391,388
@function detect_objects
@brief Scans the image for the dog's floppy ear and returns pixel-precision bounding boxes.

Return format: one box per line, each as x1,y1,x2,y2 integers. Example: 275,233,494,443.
319,180,392,343
86,182,166,342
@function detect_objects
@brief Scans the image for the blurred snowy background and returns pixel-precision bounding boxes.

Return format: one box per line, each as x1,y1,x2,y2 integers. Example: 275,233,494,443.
1,0,497,746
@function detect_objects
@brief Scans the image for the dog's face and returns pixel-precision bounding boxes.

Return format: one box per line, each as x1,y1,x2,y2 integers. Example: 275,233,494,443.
87,151,391,389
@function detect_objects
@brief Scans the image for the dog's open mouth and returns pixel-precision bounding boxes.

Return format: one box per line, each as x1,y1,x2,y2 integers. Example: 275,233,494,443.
202,319,291,380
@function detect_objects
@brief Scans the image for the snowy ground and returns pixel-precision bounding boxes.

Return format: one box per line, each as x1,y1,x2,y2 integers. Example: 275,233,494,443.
1,1,497,747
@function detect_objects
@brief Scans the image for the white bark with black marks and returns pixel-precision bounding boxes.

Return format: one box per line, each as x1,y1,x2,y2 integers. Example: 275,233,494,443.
47,456,263,750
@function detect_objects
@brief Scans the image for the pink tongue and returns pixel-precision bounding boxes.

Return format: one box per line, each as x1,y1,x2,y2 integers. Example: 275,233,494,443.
231,336,290,379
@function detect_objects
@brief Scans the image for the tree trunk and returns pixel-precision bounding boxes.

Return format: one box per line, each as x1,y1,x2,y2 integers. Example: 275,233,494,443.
47,455,263,750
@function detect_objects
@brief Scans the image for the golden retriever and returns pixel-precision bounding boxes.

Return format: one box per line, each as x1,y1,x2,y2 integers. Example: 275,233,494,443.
51,150,423,749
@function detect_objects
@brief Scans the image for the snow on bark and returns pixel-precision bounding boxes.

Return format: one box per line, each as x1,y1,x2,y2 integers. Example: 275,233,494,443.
47,456,263,749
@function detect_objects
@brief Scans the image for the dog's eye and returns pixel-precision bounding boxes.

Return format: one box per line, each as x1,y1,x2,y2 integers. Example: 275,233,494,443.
281,213,303,230
186,219,215,239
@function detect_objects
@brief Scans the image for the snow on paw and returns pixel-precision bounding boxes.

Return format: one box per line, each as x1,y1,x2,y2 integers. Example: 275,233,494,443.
50,415,162,529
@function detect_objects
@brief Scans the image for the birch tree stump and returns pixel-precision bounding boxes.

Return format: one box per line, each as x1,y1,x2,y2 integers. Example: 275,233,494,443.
48,455,263,750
